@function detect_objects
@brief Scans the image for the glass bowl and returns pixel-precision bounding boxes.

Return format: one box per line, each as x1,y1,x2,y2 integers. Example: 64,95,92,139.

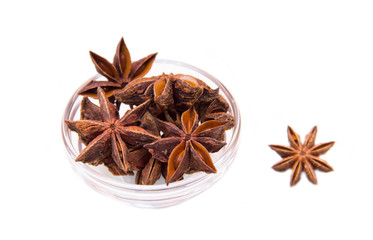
61,59,241,208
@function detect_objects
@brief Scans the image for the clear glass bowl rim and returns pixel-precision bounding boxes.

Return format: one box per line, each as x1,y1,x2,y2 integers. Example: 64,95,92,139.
61,59,241,194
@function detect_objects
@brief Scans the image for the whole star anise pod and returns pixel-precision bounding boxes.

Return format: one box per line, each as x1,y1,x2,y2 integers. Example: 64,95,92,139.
269,126,335,186
78,37,157,98
114,73,174,109
78,97,152,175
144,107,228,184
65,87,159,173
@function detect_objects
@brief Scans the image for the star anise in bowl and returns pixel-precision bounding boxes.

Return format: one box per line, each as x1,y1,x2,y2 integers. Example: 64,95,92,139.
62,39,240,208
145,107,230,184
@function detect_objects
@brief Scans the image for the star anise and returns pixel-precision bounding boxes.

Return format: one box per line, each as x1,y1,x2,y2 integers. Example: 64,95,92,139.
269,126,335,186
65,87,159,173
114,73,208,128
79,92,163,182
66,37,237,186
135,112,163,185
78,97,150,174
172,74,205,109
114,73,174,109
144,107,228,184
115,73,220,107
114,73,221,122
78,37,157,98
196,95,234,131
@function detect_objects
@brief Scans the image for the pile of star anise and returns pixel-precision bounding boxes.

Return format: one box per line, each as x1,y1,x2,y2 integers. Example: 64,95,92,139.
65,37,234,185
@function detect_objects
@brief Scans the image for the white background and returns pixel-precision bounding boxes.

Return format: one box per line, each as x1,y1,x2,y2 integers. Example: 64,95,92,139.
1,0,372,239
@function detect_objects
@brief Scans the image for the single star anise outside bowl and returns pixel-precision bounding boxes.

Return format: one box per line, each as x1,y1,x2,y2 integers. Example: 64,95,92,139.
61,59,241,208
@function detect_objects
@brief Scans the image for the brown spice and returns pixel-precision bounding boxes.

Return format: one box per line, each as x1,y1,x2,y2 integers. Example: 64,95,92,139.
269,126,334,186
78,37,157,98
66,37,236,185
136,158,162,185
144,107,229,184
66,87,159,173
